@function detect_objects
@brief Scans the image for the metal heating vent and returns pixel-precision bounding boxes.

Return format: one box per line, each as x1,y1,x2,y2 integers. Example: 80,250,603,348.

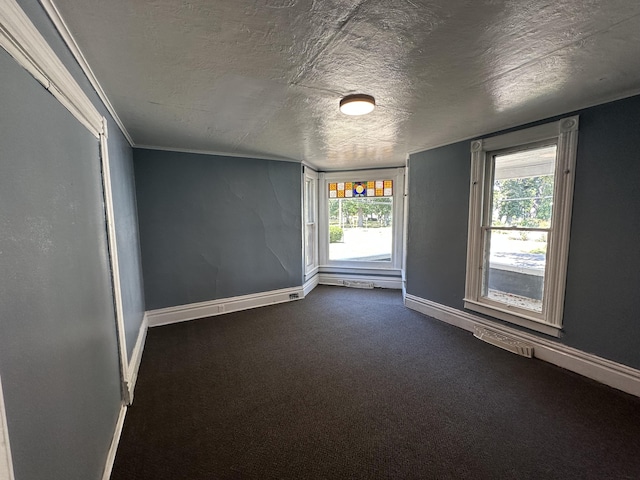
343,280,374,289
289,293,299,300
473,326,534,358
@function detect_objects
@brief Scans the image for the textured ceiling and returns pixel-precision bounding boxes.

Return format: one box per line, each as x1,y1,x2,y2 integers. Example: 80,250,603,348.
53,0,640,169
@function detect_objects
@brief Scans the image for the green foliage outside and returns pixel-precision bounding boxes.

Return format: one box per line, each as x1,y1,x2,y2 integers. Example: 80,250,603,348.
492,175,553,227
329,197,392,228
329,226,343,243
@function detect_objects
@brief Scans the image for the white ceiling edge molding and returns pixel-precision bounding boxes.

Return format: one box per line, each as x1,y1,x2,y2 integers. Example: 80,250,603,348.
0,0,102,137
318,165,406,173
406,88,640,157
39,0,134,146
134,144,306,165
0,376,15,480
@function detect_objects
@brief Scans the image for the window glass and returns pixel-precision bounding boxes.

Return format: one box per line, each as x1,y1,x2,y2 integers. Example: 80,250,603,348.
305,179,315,223
328,197,393,262
481,145,556,312
482,229,547,312
491,145,556,228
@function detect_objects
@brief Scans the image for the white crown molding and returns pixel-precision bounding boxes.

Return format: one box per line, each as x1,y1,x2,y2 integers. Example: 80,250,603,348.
0,376,15,480
101,403,126,480
38,0,134,145
146,286,305,327
0,0,102,137
405,294,640,398
124,315,148,405
135,144,301,164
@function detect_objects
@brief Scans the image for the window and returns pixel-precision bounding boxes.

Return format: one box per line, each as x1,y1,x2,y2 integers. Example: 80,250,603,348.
464,117,579,336
303,168,319,279
319,169,404,271
328,181,393,262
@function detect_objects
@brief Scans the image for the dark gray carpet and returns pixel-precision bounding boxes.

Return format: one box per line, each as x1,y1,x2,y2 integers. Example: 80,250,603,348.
111,285,640,479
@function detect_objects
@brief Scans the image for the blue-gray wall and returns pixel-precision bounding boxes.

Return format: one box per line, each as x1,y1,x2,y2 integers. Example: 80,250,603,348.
17,0,146,361
0,47,121,480
0,2,146,479
406,94,640,370
134,149,303,310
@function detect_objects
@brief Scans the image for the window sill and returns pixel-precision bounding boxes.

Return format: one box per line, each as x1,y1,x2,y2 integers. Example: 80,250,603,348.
463,299,561,337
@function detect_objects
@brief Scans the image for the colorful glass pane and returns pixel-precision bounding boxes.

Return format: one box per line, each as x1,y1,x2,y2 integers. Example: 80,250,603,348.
344,182,353,197
353,182,367,197
328,179,393,197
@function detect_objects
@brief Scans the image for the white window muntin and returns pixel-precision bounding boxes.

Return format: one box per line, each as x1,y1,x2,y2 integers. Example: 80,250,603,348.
464,117,579,336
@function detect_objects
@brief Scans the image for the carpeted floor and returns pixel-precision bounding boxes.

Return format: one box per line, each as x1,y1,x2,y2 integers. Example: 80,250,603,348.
111,285,640,479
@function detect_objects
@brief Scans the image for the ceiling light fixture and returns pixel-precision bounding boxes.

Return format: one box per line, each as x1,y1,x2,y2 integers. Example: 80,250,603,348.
339,94,375,116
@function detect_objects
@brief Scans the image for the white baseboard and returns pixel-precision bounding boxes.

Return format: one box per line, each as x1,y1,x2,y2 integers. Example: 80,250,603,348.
101,403,126,480
404,294,640,398
319,273,402,290
303,275,319,297
124,315,148,405
146,286,305,327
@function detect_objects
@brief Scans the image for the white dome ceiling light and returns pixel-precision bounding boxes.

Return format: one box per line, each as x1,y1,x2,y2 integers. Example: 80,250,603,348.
339,94,375,116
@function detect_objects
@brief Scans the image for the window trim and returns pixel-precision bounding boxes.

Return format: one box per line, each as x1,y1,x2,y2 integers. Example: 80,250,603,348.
464,116,579,336
319,168,405,271
303,167,319,280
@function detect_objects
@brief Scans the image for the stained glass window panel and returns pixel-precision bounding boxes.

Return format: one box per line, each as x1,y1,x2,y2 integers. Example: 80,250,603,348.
328,180,392,197
354,182,366,197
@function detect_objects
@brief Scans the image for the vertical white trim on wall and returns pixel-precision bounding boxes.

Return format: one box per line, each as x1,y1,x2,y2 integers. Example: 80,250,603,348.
99,118,133,404
402,157,410,299
464,139,484,302
392,167,406,270
318,172,329,267
0,376,15,480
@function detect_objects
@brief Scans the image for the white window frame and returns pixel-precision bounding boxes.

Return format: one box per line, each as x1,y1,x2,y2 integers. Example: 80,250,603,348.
464,116,579,336
303,167,319,280
319,168,405,271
